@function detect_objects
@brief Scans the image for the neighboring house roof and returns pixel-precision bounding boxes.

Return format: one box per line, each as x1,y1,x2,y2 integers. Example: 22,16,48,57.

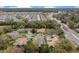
13,37,28,45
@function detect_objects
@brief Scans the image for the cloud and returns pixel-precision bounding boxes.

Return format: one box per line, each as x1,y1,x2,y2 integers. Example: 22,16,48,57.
0,0,79,8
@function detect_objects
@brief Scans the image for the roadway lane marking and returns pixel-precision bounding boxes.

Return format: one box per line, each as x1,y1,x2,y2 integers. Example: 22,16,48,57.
71,33,79,40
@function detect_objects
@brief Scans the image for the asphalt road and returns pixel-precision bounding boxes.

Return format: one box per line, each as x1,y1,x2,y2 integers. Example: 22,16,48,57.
61,23,79,45
49,13,79,45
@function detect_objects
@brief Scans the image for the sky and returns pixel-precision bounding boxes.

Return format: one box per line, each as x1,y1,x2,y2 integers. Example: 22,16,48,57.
0,0,79,8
